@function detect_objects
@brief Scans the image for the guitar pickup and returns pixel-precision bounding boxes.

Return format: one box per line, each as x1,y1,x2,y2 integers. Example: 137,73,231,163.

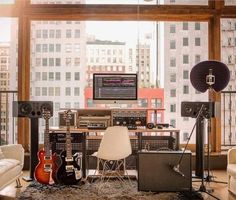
66,165,74,172
65,157,73,162
44,164,52,172
44,156,52,160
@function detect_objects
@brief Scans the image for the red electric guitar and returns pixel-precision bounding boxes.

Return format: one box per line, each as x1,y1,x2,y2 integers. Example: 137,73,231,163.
34,109,58,185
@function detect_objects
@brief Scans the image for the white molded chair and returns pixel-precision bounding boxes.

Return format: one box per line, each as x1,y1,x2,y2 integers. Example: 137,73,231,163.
92,126,132,183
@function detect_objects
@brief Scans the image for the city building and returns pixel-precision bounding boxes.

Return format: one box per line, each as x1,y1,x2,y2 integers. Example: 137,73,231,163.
0,43,10,144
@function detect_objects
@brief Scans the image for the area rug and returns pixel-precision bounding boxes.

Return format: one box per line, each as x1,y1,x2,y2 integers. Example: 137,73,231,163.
16,180,203,200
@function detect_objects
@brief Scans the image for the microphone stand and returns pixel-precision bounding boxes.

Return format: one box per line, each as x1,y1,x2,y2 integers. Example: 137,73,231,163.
173,105,205,176
204,73,227,185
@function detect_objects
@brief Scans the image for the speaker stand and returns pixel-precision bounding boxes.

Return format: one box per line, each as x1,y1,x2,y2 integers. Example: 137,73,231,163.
22,118,39,181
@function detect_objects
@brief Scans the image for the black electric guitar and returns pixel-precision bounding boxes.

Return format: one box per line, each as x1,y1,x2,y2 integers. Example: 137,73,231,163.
56,110,82,185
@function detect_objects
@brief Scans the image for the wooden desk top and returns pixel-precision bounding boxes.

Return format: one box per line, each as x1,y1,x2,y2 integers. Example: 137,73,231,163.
49,127,180,133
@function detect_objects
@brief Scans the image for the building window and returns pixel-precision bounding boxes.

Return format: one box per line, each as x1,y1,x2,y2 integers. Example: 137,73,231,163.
170,40,176,49
42,58,47,66
183,22,188,30
56,30,61,38
183,132,189,142
48,87,54,96
42,72,47,81
151,98,162,108
183,85,189,94
48,72,54,81
55,58,61,66
55,44,61,52
66,29,72,38
55,72,60,81
170,73,176,82
170,24,176,33
183,55,189,64
35,58,41,66
55,87,60,96
138,98,148,107
75,72,80,81
49,30,55,38
65,102,71,108
35,72,41,81
35,87,40,96
42,30,48,38
75,29,80,38
66,58,71,66
74,57,80,66
170,104,176,112
170,89,176,97
195,22,201,30
36,30,41,38
36,44,41,52
65,87,71,96
183,37,189,46
195,55,201,64
170,119,176,127
195,37,201,46
66,72,71,81
183,70,189,79
42,87,47,96
42,44,48,52
74,87,80,96
49,44,54,52
49,58,54,66
65,44,72,53
74,102,80,108
170,57,176,67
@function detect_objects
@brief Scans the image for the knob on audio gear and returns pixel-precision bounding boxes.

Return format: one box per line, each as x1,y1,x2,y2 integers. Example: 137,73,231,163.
146,123,154,129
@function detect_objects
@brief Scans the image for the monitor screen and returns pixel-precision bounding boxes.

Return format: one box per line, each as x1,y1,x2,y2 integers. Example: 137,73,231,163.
93,73,138,103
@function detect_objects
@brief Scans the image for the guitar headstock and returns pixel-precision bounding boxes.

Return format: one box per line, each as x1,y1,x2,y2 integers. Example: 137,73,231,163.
42,109,52,120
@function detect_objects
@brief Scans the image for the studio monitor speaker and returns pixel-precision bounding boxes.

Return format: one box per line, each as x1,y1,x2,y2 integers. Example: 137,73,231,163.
138,151,192,192
13,101,53,118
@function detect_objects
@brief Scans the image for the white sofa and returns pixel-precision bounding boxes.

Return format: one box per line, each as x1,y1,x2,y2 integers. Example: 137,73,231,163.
0,144,24,191
227,147,236,195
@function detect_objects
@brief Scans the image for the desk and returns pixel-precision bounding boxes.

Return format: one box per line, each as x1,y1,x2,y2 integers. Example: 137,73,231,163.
50,127,180,178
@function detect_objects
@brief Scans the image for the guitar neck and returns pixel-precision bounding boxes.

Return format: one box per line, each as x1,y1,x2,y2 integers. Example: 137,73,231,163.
65,120,73,159
44,119,51,157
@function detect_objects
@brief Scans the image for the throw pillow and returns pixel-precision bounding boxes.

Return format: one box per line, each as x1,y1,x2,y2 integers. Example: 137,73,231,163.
0,148,4,159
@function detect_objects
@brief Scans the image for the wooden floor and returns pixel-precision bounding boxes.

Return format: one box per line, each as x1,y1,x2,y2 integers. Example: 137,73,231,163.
0,170,236,200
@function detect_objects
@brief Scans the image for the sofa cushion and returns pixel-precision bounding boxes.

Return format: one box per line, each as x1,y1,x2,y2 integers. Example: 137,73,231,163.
0,148,4,160
0,159,20,176
227,164,236,177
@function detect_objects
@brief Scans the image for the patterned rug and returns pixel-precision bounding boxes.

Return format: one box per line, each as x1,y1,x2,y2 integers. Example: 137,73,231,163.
16,180,202,200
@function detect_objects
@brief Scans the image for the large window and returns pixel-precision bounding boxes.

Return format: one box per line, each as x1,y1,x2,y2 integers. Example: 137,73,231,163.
0,18,18,144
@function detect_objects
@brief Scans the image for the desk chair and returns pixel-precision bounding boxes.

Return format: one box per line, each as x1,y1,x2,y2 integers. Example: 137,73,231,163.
92,126,132,185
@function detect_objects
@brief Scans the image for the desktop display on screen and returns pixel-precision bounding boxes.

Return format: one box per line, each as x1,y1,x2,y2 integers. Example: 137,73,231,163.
93,73,138,104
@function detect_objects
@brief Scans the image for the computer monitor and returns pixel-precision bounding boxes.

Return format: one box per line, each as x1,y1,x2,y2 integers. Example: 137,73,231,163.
93,73,138,104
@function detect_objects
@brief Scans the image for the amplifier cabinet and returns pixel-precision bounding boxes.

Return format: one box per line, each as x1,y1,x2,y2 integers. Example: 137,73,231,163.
138,150,192,192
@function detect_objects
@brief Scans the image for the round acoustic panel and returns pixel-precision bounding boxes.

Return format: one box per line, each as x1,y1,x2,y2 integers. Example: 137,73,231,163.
190,60,230,92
